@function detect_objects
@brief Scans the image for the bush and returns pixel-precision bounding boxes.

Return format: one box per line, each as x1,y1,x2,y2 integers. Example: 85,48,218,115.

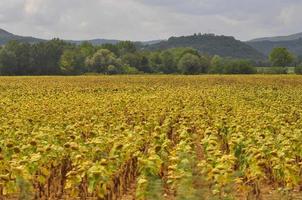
257,67,288,74
269,47,294,67
178,53,208,74
121,65,141,74
224,62,256,74
295,65,302,74
209,58,256,74
209,55,224,74
106,65,120,75
85,49,119,73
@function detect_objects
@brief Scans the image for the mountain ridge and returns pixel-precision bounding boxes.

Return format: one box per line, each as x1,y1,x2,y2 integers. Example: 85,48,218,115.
145,34,266,60
0,28,45,45
247,38,302,56
0,28,265,60
6,28,302,59
247,32,302,56
249,32,302,42
0,28,162,46
0,28,14,36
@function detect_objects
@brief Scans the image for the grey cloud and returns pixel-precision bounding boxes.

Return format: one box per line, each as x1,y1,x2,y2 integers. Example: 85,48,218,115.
0,0,25,23
0,0,301,41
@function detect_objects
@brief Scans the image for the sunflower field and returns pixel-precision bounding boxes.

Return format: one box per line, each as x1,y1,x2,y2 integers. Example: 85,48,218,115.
0,75,302,200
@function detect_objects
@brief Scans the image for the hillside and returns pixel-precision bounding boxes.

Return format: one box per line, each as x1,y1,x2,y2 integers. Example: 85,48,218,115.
247,32,302,56
249,32,302,42
67,39,120,45
0,29,122,46
247,38,302,56
144,34,266,60
0,28,44,45
1,28,266,60
0,28,161,46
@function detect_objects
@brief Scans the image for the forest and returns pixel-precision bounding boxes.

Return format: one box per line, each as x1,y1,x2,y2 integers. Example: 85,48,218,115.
0,37,302,75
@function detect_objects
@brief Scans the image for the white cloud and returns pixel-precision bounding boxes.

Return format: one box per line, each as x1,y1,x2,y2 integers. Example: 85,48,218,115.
278,3,302,26
24,0,43,15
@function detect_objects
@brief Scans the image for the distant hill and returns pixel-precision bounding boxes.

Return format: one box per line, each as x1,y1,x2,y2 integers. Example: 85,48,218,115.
0,28,161,46
249,32,302,42
247,39,302,56
67,39,120,45
0,28,45,45
141,40,163,45
144,34,266,60
247,32,302,56
0,28,127,46
68,39,162,46
2,28,286,60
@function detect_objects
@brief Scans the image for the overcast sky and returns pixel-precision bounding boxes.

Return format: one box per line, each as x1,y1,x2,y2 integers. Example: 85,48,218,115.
0,0,301,41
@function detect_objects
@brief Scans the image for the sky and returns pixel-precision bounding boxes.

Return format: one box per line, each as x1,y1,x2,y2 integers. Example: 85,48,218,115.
0,0,302,41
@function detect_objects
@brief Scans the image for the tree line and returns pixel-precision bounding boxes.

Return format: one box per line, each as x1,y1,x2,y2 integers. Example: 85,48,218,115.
0,39,301,75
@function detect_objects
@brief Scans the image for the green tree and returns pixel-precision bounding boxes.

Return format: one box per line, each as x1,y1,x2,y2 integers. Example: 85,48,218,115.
177,53,203,75
0,47,17,75
139,53,151,73
121,52,151,73
168,48,199,63
209,55,224,73
31,39,68,74
159,51,176,73
121,65,140,74
60,48,86,74
269,47,294,67
106,65,120,75
0,41,33,75
117,41,136,56
79,42,96,57
199,55,211,73
295,63,302,74
121,53,142,69
223,59,256,74
85,49,119,73
44,39,68,74
100,44,119,56
297,55,302,65
148,52,162,73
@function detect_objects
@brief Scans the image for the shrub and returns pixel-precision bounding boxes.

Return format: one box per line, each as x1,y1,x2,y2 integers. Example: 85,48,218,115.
106,65,120,75
209,58,256,74
295,65,302,74
178,53,209,74
269,47,294,67
266,67,288,74
121,65,141,74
